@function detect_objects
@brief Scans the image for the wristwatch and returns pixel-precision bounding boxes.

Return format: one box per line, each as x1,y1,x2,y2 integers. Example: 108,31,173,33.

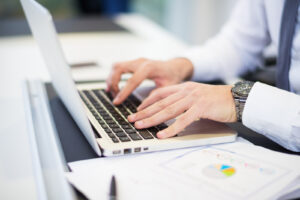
231,81,254,122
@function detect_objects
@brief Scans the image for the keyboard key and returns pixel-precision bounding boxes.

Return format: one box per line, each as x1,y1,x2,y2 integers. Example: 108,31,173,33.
106,105,114,110
148,127,158,138
103,116,112,120
156,124,168,130
96,108,105,113
128,133,142,141
113,115,123,120
101,124,109,129
118,120,129,125
101,113,110,117
148,127,158,133
104,128,112,133
98,120,105,125
127,105,137,113
95,116,101,120
119,136,131,142
106,120,116,124
118,107,127,112
115,132,127,137
122,111,130,117
109,124,120,129
139,130,154,139
107,132,115,138
111,112,121,117
121,124,132,129
124,129,136,134
129,95,141,106
112,128,123,133
105,91,114,101
124,100,131,106
112,137,119,143
110,111,118,116
95,104,102,109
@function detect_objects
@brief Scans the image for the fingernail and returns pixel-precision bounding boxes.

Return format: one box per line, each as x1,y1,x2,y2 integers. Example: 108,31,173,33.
113,96,120,104
128,114,136,121
135,121,143,128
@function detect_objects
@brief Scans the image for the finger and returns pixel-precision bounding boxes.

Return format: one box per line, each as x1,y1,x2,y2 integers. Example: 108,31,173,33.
128,92,184,122
137,85,182,111
106,59,141,95
106,64,126,95
157,105,200,139
113,66,149,104
134,97,192,129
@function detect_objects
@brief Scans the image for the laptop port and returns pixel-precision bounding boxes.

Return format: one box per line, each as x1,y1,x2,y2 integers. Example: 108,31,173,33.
113,150,121,155
143,147,149,151
134,147,141,152
124,148,131,154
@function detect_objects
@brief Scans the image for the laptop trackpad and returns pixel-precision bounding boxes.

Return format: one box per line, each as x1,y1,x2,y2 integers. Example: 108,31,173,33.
165,119,234,137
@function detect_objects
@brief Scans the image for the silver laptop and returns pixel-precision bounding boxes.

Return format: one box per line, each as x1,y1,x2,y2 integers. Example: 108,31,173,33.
21,0,237,157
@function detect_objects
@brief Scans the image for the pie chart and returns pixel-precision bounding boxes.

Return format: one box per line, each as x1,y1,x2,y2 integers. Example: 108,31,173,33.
202,164,236,179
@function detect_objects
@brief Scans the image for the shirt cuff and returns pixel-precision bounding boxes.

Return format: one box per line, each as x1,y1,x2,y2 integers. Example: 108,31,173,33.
242,82,300,152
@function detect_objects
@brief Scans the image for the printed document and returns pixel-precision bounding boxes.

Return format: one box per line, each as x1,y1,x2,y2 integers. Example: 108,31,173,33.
67,139,300,200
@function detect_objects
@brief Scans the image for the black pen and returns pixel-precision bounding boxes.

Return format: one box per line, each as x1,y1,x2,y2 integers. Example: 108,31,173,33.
109,175,117,200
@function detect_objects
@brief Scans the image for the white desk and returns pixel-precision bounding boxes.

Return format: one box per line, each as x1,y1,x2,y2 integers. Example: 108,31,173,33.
0,14,188,200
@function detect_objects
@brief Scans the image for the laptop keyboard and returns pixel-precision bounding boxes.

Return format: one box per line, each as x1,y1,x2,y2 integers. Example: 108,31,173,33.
79,89,168,143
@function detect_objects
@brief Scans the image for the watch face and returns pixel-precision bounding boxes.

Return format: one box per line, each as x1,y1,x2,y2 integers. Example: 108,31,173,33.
232,81,254,97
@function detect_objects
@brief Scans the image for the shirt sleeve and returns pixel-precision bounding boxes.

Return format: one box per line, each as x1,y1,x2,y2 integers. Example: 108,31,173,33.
243,82,300,152
183,0,271,82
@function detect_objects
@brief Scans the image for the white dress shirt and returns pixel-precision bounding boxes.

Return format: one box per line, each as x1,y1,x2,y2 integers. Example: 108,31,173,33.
184,0,300,152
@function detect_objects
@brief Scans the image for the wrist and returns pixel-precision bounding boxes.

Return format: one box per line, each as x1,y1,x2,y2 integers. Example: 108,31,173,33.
225,85,238,123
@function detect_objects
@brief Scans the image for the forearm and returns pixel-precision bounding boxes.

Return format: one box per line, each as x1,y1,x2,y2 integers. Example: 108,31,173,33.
243,82,300,152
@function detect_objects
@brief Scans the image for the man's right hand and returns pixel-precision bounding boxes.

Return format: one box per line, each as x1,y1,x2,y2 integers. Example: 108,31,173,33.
106,57,194,105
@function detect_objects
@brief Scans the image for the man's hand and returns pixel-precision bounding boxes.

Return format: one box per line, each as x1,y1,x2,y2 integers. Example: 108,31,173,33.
106,58,194,105
128,82,237,139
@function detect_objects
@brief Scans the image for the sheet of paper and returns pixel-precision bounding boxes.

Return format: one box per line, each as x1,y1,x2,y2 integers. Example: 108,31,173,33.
66,139,300,200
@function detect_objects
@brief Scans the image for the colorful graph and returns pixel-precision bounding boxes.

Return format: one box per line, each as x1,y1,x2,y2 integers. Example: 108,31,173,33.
202,164,236,179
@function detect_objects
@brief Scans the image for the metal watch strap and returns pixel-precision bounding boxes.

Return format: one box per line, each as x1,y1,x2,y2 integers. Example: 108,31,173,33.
231,81,254,122
234,97,246,122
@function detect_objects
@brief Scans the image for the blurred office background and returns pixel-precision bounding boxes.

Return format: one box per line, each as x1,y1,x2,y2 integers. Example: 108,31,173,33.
0,0,237,44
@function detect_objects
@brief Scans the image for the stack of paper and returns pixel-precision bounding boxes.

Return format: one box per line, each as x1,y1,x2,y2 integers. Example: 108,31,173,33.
66,138,300,200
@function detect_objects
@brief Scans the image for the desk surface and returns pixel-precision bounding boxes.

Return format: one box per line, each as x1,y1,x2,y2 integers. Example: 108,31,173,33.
0,17,128,37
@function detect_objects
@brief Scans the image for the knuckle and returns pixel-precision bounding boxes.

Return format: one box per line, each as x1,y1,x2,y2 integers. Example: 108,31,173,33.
164,106,175,115
127,78,137,86
137,57,147,62
156,89,165,99
189,90,200,99
113,64,122,71
157,101,166,110
184,81,194,87
150,89,161,98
